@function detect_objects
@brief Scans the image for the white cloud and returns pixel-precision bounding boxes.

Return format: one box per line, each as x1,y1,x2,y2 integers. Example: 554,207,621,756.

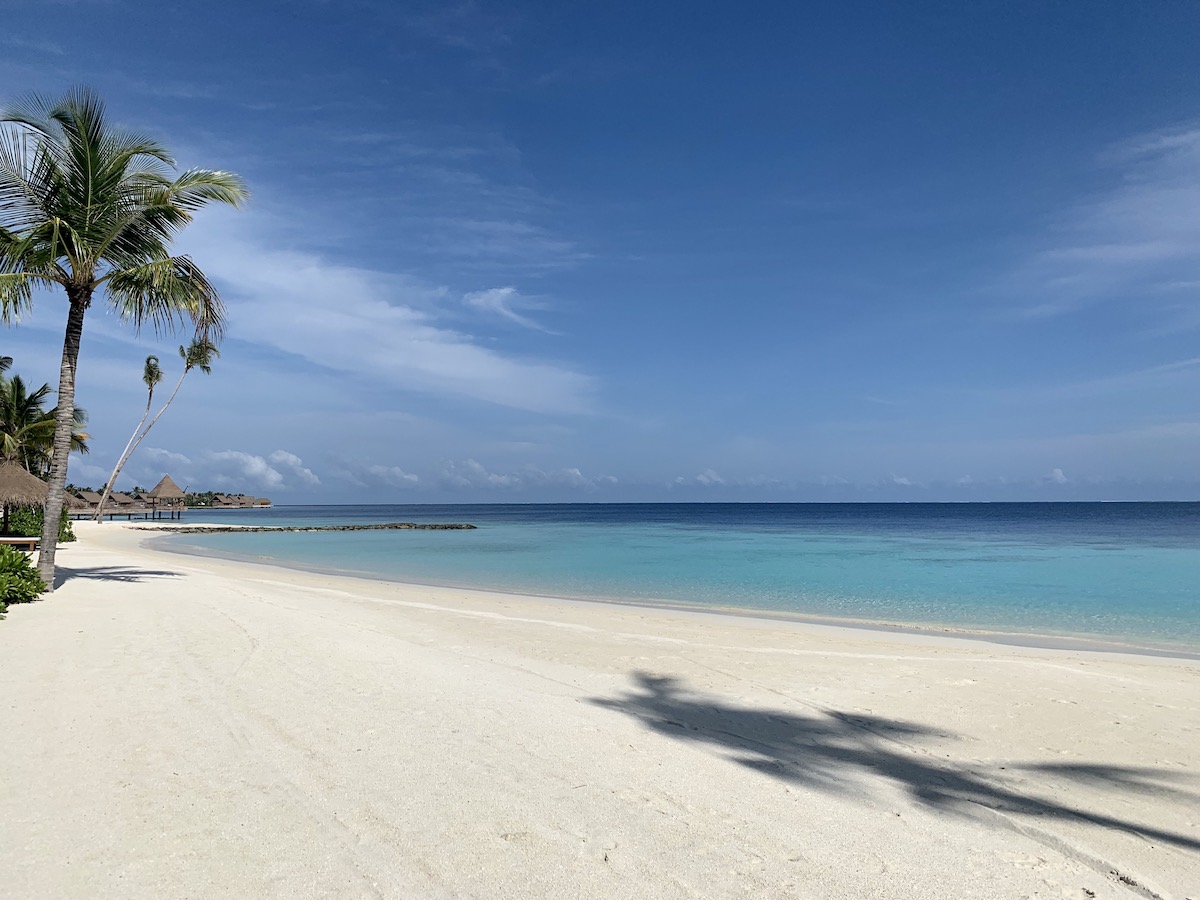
1048,467,1068,484
68,461,111,485
463,286,554,332
202,449,320,491
143,447,193,468
437,458,614,491
1014,126,1200,323
891,474,914,486
366,464,421,487
440,458,522,489
177,213,594,415
672,469,726,487
266,450,321,486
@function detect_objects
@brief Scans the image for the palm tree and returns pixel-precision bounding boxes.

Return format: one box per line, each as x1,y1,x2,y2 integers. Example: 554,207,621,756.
94,354,161,521
0,88,246,587
0,371,89,475
0,367,89,534
95,339,216,520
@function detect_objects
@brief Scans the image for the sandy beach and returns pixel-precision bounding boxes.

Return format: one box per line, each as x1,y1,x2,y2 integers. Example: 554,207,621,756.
1,522,1197,899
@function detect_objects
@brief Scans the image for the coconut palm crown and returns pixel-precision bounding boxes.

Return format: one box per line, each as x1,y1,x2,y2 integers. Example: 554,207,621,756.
0,87,247,586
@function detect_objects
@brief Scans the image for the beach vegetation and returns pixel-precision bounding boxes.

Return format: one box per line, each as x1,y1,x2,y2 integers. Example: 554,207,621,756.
0,544,47,605
0,87,247,588
8,504,75,542
0,365,89,476
95,338,217,521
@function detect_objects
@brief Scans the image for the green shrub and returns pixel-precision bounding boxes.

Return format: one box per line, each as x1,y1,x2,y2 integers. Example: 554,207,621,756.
0,546,47,604
7,505,76,542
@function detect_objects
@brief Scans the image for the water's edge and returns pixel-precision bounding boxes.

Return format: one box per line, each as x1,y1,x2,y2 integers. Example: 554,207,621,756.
149,532,1200,661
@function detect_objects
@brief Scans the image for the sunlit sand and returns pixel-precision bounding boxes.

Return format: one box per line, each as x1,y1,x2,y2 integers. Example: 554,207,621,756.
2,522,1196,899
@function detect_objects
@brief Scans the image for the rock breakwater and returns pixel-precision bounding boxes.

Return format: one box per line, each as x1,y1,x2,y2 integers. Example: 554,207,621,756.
133,522,476,534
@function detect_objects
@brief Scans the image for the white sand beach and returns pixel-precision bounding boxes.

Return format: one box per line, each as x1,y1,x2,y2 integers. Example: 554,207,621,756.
2,522,1197,899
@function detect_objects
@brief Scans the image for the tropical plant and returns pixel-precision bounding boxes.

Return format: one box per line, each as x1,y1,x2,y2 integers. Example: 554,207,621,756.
95,339,216,520
0,371,89,476
0,544,47,604
8,504,75,542
0,88,246,587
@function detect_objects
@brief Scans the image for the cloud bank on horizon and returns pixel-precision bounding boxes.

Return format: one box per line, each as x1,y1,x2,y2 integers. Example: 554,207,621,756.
2,1,1199,502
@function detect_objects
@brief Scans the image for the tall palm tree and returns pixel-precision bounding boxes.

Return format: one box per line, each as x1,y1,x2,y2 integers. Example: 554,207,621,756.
93,354,161,521
95,339,216,520
0,88,246,587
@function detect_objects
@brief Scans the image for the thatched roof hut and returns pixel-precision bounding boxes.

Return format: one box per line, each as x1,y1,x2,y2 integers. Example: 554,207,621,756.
147,475,185,501
0,461,48,534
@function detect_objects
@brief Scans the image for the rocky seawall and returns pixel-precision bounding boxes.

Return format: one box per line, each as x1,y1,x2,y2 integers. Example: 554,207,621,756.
133,523,476,533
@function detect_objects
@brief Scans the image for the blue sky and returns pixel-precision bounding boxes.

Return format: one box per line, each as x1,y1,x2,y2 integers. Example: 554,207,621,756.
2,0,1199,501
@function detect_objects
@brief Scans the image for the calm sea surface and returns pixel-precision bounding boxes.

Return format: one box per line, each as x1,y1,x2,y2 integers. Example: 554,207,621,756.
157,503,1200,653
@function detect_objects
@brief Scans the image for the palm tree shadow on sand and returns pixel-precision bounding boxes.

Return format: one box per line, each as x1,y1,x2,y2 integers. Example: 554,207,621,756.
588,672,1200,853
54,565,184,589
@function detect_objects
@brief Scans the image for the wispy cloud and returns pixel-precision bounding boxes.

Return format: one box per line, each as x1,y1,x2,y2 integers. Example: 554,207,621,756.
177,211,595,415
438,458,615,491
1013,126,1200,324
401,1,516,53
973,355,1200,406
1,36,65,55
463,286,555,332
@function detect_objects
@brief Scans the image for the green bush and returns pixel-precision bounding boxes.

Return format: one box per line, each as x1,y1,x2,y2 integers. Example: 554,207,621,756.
0,545,47,604
7,505,76,542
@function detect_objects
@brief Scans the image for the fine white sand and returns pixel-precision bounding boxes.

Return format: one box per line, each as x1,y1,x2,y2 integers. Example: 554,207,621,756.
2,522,1197,900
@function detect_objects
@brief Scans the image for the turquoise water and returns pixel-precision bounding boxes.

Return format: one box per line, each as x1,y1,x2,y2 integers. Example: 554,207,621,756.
160,503,1200,653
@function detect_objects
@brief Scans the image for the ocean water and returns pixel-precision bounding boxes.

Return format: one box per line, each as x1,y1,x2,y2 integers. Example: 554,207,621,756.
159,503,1200,653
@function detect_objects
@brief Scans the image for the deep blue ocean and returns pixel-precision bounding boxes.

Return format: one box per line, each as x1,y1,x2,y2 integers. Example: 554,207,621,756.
158,503,1200,653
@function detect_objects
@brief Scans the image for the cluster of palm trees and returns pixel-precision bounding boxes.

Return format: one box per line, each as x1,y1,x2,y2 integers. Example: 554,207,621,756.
0,353,88,477
0,87,245,587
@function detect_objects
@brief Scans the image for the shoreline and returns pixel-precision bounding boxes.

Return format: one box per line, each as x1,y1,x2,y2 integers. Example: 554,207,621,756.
3,521,1198,898
146,525,1200,662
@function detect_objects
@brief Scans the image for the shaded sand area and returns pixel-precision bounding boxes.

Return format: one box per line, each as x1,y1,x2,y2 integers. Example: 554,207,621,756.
2,523,1198,899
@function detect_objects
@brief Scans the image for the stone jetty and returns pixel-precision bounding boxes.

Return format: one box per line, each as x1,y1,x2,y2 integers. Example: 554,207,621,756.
132,522,476,534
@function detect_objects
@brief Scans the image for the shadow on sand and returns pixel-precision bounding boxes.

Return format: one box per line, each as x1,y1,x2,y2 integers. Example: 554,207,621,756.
589,671,1200,852
54,565,185,589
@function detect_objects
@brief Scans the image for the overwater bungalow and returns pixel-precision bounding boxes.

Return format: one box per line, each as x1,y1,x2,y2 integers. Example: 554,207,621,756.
145,475,186,520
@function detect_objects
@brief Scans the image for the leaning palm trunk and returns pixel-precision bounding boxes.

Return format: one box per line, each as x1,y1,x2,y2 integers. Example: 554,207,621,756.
94,342,213,520
94,356,161,522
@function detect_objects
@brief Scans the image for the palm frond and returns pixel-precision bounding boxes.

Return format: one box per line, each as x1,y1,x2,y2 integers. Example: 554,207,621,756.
180,335,220,373
163,169,249,211
143,355,163,390
104,255,226,340
0,274,38,322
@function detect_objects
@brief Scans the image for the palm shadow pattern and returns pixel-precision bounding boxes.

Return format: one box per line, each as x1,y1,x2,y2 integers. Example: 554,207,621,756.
55,565,184,589
589,672,1200,853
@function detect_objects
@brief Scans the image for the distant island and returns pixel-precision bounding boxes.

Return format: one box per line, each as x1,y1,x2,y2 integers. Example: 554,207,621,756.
181,491,272,510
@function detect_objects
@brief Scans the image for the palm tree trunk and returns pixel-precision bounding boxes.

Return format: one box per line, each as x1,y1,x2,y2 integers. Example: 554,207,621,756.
38,292,88,588
129,370,187,449
94,393,156,523
96,367,189,520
